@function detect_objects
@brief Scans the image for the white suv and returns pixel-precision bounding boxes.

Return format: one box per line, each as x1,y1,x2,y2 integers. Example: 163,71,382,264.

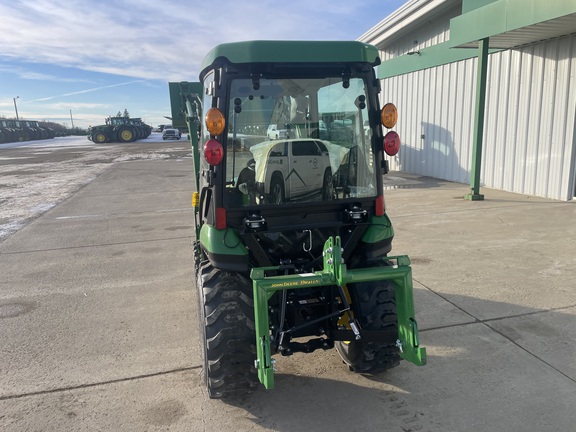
250,139,333,203
162,128,182,140
266,124,289,140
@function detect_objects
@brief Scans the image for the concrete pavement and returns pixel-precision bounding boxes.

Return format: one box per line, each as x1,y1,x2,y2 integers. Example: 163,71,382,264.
1,158,575,431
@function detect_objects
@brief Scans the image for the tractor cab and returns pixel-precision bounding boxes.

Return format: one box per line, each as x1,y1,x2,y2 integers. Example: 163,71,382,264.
172,41,402,272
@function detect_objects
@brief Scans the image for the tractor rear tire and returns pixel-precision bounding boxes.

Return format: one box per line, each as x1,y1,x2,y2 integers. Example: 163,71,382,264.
117,126,135,143
197,263,258,398
335,279,400,373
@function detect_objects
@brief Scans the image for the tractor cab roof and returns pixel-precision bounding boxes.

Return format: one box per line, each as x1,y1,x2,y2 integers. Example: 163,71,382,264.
199,40,381,79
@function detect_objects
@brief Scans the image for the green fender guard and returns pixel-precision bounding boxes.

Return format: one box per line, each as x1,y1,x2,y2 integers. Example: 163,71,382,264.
250,236,427,389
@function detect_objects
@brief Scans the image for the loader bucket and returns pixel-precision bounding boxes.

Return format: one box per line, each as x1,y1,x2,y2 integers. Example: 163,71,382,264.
169,81,202,129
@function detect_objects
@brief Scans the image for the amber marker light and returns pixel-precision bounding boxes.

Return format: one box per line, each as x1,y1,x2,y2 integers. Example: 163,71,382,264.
205,107,226,135
381,103,398,129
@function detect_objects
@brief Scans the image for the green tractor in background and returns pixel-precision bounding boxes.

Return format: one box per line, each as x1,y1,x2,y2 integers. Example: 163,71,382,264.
87,116,152,143
170,40,426,398
0,119,55,143
128,117,153,140
19,120,56,140
0,120,21,143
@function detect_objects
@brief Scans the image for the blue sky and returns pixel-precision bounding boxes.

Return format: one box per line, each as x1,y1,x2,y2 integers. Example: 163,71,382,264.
1,0,406,129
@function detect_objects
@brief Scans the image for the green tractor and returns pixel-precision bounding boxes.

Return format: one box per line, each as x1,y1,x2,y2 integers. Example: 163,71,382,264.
0,120,19,143
1,119,29,142
129,117,153,140
170,40,426,399
87,116,151,143
21,120,56,140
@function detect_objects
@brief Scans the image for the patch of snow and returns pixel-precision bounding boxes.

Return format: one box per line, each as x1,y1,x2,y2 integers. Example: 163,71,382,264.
0,221,25,239
30,203,56,214
0,135,191,242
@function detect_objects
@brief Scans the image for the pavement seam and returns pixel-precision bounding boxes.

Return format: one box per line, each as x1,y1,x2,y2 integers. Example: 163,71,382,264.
392,201,573,219
0,366,202,401
70,189,194,198
420,304,576,332
482,321,576,385
413,277,480,325
52,207,195,217
0,235,193,255
415,277,576,385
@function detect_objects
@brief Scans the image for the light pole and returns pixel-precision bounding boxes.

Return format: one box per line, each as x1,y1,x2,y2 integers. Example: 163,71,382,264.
13,96,20,121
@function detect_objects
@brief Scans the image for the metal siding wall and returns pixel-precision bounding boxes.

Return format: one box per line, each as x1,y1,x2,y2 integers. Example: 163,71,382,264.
482,35,576,200
382,58,476,184
554,37,576,198
381,34,576,200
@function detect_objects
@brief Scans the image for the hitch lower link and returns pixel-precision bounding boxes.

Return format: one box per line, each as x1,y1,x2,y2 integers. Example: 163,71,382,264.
250,236,427,389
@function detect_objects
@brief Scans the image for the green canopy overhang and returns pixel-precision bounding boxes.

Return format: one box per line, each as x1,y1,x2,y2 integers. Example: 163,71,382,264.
450,0,576,49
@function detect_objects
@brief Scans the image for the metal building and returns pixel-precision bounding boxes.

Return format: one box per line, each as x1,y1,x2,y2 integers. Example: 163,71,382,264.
360,0,576,201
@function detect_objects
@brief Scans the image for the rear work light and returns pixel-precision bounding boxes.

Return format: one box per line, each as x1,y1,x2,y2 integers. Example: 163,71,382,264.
384,131,401,156
204,138,223,165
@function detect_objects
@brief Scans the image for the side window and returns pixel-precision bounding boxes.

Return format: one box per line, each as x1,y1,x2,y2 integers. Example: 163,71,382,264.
270,142,286,157
202,72,214,143
293,140,318,156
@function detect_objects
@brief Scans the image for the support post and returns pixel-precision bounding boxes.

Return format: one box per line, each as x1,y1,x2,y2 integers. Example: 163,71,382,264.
466,37,489,201
13,96,19,121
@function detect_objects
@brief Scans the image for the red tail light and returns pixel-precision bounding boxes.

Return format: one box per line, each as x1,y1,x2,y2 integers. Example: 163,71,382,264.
216,207,227,229
204,138,223,165
384,131,400,156
375,195,385,216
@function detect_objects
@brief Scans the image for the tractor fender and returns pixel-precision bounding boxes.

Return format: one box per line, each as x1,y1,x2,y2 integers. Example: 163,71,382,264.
360,214,395,259
199,224,248,272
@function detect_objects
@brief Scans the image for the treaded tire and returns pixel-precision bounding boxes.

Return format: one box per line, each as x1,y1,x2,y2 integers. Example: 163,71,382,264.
335,279,400,373
117,126,135,143
197,262,258,398
270,174,285,204
92,131,108,143
322,168,333,200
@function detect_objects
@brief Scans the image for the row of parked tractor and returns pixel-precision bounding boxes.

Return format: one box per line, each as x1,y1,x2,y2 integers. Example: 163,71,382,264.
0,119,58,144
87,116,153,143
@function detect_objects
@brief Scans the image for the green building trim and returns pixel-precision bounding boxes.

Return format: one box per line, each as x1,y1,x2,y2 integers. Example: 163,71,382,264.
377,40,502,79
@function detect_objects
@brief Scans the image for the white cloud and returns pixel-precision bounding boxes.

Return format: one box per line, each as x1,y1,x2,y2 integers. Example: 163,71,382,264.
0,0,379,81
0,64,93,83
27,80,146,102
0,0,400,128
38,102,111,110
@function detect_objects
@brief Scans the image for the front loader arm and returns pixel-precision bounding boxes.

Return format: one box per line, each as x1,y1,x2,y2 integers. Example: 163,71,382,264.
169,81,203,237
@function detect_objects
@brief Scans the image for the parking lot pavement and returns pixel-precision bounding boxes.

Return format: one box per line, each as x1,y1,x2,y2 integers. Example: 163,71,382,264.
1,156,576,431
